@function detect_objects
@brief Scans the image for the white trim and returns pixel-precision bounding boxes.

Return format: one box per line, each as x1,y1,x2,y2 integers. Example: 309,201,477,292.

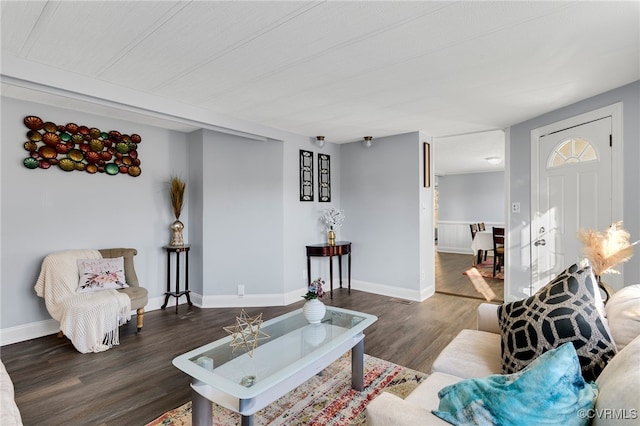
351,279,432,302
530,102,624,290
503,126,511,301
0,319,60,346
199,289,303,309
1,298,172,346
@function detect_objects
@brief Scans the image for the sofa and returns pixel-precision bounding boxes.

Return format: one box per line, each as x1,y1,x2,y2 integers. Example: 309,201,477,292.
366,283,640,425
1,361,23,426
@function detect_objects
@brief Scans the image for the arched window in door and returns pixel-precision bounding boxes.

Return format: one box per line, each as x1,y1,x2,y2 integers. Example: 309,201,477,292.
547,137,598,168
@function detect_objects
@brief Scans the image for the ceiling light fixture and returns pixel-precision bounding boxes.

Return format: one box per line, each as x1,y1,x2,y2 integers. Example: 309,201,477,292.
485,156,501,165
363,136,373,148
315,136,325,148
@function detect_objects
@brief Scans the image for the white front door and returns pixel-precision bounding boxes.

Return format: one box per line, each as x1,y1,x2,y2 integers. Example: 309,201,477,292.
531,116,613,292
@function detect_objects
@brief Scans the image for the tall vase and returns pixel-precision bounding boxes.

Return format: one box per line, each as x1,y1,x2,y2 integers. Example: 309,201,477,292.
170,219,184,246
303,299,326,324
327,229,336,246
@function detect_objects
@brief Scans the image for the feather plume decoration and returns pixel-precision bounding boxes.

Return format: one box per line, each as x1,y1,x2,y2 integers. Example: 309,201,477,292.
169,176,186,220
578,221,635,277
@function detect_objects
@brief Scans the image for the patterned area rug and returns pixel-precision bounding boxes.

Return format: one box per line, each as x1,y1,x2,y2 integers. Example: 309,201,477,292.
146,353,427,426
463,259,504,280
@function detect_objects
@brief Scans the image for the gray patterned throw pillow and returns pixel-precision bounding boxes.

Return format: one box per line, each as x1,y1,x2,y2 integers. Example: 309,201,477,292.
498,264,617,382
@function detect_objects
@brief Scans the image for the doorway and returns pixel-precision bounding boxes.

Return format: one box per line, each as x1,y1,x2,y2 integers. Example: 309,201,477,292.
432,131,506,302
530,103,623,292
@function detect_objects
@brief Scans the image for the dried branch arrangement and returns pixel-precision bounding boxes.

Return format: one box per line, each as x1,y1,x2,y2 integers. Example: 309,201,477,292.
579,221,636,277
169,176,186,220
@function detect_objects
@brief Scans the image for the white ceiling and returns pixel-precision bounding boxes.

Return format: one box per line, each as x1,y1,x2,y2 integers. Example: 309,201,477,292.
1,1,638,174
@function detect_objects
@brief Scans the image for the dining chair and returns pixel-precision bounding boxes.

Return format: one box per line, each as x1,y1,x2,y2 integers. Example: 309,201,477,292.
478,223,489,261
469,223,478,239
492,227,505,277
470,224,485,264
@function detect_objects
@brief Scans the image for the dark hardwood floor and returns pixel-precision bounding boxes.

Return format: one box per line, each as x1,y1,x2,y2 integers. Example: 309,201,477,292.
2,254,501,426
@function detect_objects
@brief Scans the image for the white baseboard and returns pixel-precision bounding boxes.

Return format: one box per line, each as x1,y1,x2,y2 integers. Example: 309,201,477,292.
0,296,169,346
437,247,473,255
352,280,432,302
0,319,61,346
199,286,309,308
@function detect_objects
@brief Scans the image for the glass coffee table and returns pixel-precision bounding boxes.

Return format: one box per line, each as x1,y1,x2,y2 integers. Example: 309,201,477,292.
173,306,377,426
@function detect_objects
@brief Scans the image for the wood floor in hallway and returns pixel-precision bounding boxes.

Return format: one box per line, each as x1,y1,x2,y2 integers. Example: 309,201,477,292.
435,251,504,303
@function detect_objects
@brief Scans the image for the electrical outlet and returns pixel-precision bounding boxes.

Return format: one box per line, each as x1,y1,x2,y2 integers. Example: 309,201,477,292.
511,202,521,213
237,285,245,296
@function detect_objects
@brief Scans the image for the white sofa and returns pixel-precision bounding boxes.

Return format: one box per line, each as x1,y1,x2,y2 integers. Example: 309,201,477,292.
1,361,23,426
366,285,640,426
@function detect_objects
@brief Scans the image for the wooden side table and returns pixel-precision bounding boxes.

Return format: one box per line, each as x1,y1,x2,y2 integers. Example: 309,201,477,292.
306,241,351,299
162,245,193,313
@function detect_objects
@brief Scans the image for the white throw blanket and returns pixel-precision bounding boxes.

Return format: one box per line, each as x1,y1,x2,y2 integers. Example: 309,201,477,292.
34,249,131,353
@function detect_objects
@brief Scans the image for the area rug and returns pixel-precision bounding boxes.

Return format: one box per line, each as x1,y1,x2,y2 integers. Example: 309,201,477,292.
463,258,504,280
146,353,427,426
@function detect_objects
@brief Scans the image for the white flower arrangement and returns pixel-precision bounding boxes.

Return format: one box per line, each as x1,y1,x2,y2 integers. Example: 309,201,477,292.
320,207,345,231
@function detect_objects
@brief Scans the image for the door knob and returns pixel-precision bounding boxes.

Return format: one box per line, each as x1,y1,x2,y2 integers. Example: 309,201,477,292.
534,239,546,246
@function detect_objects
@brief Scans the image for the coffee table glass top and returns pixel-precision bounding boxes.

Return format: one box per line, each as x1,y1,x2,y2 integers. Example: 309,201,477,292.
172,306,377,399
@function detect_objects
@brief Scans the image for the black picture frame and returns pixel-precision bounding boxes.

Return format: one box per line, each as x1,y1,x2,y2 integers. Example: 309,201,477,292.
318,153,331,202
300,150,314,201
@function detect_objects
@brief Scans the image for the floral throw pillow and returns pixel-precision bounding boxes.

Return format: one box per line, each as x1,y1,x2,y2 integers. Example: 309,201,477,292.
77,257,129,293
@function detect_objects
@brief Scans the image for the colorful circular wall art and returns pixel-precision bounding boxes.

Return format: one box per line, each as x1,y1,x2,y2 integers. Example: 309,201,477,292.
22,116,142,177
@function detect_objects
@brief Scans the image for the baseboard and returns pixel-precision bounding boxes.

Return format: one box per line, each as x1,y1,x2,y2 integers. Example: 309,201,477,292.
0,319,61,346
352,280,430,302
437,247,473,255
199,287,307,308
0,298,169,346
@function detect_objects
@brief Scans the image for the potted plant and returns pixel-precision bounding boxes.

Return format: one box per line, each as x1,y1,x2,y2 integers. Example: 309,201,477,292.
320,208,345,246
303,278,326,324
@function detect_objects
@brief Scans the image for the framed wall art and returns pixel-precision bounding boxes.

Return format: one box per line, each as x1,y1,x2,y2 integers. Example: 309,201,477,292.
299,149,314,201
318,153,331,202
424,142,431,188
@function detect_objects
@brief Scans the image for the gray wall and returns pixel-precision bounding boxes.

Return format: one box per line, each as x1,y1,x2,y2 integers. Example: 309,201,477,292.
0,96,343,341
340,132,434,299
199,130,284,297
507,81,640,300
438,171,505,223
1,96,188,329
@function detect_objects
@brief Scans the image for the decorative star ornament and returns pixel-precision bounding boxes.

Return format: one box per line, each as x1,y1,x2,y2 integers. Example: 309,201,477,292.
223,310,270,357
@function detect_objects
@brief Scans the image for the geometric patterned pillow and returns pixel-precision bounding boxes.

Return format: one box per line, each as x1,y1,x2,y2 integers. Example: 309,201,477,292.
498,264,617,382
77,257,129,293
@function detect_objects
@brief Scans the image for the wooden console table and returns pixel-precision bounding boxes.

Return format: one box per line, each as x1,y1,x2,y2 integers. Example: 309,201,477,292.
162,245,193,313
306,241,351,299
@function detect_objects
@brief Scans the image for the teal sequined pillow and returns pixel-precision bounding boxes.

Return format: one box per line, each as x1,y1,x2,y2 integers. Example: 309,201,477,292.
432,342,598,426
